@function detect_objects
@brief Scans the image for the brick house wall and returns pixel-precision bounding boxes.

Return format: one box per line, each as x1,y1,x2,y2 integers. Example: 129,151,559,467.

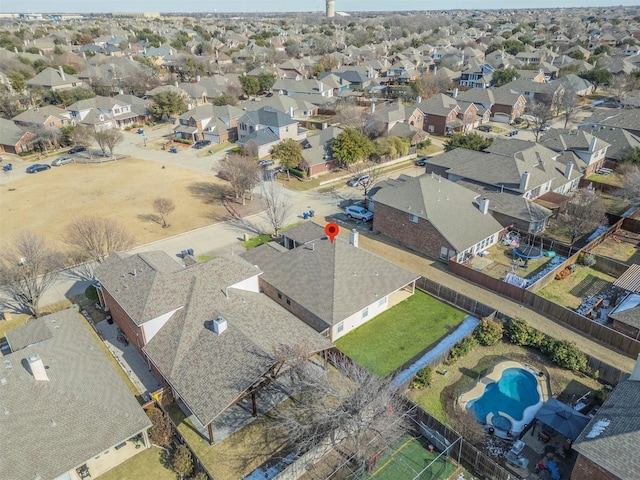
571,454,621,480
372,202,455,260
258,277,331,338
423,114,448,135
99,287,146,354
308,159,338,178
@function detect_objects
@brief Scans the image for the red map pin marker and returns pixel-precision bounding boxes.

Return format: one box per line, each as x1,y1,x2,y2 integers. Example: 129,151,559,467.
325,222,339,243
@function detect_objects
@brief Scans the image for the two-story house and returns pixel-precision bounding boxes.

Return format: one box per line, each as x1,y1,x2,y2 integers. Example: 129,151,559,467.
26,66,84,91
540,130,610,178
272,78,333,97
12,105,70,131
459,60,494,88
236,106,305,158
417,93,462,136
67,96,138,130
455,88,526,124
174,104,244,144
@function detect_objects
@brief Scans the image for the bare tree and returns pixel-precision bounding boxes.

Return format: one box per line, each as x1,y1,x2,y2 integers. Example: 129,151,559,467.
219,154,261,205
93,130,109,157
557,188,608,244
32,127,60,154
616,164,640,207
261,181,292,237
270,352,409,472
153,198,176,228
64,216,135,263
559,91,580,129
70,125,94,159
0,232,63,317
335,103,368,133
103,129,124,157
525,95,555,142
349,161,384,197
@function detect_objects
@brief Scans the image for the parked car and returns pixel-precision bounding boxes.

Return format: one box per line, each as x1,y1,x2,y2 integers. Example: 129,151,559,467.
415,157,428,167
193,140,212,149
477,125,492,132
345,205,373,222
539,124,551,132
258,159,275,167
347,173,370,187
68,146,86,154
51,156,73,166
26,163,51,173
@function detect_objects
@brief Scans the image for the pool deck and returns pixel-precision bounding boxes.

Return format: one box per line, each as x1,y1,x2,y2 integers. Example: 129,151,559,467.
458,360,550,435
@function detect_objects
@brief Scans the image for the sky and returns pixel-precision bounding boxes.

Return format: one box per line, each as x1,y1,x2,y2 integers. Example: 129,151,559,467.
2,1,640,14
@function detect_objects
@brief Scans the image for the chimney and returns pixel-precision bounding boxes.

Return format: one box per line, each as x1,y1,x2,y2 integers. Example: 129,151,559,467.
370,102,375,114
58,66,65,81
589,136,597,152
212,316,227,335
564,161,573,179
479,197,490,214
416,95,422,104
350,229,359,248
289,106,294,118
520,171,530,191
453,87,458,98
27,353,49,381
630,353,640,381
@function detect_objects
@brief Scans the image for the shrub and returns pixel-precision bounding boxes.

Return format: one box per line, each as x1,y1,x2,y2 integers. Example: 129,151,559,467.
506,318,532,346
549,340,590,373
290,167,307,179
171,444,194,479
418,139,432,149
447,336,479,364
85,285,98,301
474,317,504,346
581,253,597,267
594,386,612,405
146,407,173,448
411,365,433,389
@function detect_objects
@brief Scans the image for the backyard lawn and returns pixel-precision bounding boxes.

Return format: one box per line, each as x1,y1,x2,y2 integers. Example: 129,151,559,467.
95,447,175,480
335,291,466,378
537,265,618,309
472,243,553,280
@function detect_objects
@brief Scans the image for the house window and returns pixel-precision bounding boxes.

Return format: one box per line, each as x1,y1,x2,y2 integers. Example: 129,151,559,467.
286,298,291,305
428,125,434,133
409,213,418,223
378,296,387,306
337,322,344,333
362,307,369,319
277,292,282,299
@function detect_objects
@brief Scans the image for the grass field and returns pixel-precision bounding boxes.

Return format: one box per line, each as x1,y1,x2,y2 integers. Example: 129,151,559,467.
95,447,175,480
335,291,466,378
537,265,617,309
363,434,456,480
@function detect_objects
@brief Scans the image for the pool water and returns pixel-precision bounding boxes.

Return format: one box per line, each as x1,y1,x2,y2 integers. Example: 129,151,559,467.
467,367,541,433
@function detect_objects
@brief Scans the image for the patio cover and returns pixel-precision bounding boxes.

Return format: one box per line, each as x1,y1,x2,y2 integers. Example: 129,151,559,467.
535,398,590,441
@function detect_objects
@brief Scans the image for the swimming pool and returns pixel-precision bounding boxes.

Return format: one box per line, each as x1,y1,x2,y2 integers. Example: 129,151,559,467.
463,365,543,435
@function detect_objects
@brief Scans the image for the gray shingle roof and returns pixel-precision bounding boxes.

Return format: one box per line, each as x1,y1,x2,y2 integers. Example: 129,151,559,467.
0,118,32,146
0,309,151,480
5,317,52,351
418,93,459,117
242,223,420,327
573,379,640,479
579,125,640,161
142,277,332,427
241,106,297,128
372,174,504,252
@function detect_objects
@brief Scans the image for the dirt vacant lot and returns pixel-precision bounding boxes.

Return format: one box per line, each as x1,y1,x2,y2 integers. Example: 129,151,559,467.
1,157,260,253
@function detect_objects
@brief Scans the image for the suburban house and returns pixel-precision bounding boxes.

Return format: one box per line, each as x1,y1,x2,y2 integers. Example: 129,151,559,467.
26,66,84,91
499,79,564,107
583,109,640,137
372,101,424,133
236,106,305,158
579,125,640,168
12,105,70,131
1,309,151,480
0,117,35,154
458,60,494,88
417,93,462,136
243,95,319,119
426,138,582,201
273,78,333,97
454,88,526,123
242,222,420,341
174,104,244,143
571,358,640,480
95,252,333,445
371,174,504,262
67,96,140,130
300,125,343,177
540,130,610,178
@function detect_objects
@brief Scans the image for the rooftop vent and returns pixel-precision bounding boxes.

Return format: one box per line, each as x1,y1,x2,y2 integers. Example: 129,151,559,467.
27,353,49,382
213,317,227,336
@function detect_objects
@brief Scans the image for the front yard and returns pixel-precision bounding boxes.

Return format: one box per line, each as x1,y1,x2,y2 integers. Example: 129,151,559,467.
335,290,466,378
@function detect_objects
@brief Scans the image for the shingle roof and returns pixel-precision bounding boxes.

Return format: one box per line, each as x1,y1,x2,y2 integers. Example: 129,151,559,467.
0,309,151,480
242,106,297,128
12,105,68,125
573,379,640,479
372,174,504,252
540,130,610,156
417,93,459,117
0,118,32,145
5,317,52,351
242,223,419,326
579,125,640,161
142,276,332,427
26,67,82,88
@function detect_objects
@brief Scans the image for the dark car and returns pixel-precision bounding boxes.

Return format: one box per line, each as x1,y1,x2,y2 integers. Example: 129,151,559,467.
477,125,492,132
193,140,212,149
26,163,51,173
415,157,428,167
68,146,86,154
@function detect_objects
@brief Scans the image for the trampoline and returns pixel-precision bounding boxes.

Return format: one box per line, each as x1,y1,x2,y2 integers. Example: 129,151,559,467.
513,244,544,259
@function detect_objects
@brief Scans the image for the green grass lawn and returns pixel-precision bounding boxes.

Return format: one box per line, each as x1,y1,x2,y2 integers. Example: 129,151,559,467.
95,447,175,480
335,291,466,378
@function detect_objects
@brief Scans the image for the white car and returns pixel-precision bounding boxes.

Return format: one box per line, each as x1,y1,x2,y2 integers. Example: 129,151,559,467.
51,156,73,166
345,205,373,222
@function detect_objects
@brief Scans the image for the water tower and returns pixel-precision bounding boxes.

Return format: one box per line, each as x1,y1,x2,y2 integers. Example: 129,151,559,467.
326,0,335,18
